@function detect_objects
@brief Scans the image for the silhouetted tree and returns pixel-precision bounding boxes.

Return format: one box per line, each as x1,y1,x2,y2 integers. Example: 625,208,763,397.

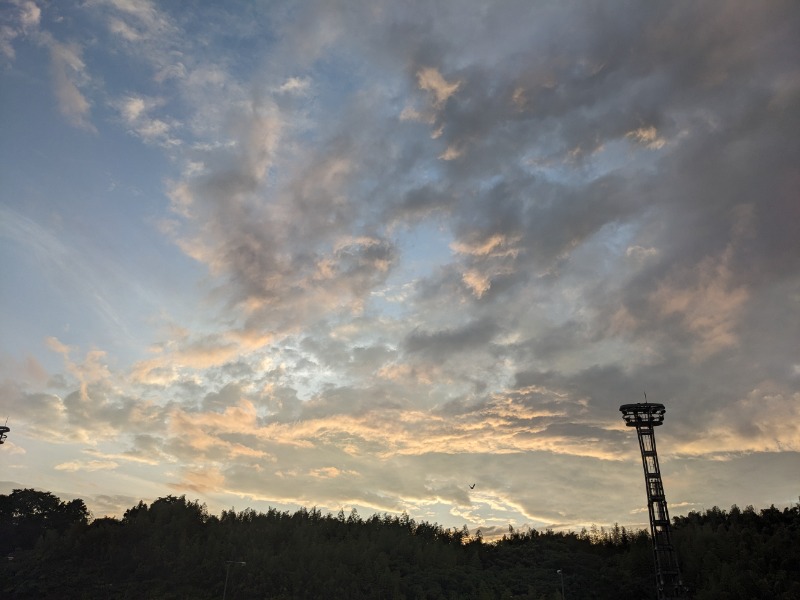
2,492,798,599
0,488,89,555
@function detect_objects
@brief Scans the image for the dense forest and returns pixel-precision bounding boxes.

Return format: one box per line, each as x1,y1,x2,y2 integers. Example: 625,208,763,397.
1,489,798,599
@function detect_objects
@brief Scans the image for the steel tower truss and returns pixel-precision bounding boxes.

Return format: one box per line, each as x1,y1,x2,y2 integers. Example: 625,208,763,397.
620,402,686,599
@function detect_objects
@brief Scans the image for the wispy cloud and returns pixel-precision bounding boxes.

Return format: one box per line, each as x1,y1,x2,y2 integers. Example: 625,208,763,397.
55,459,119,472
114,95,180,147
44,34,96,131
0,0,40,60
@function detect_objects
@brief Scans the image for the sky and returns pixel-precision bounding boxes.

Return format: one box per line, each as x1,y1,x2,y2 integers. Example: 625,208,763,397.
1,0,798,539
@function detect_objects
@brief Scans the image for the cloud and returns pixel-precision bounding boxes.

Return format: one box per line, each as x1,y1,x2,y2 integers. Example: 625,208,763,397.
0,25,17,60
651,246,749,359
114,95,180,147
132,334,242,384
438,145,463,161
416,67,460,108
277,77,311,95
91,0,172,41
404,319,499,359
0,0,97,132
14,0,41,29
107,16,140,41
625,245,658,261
83,447,160,466
44,35,96,131
169,465,226,494
626,125,667,150
3,0,800,533
0,386,65,440
0,1,40,60
55,459,119,472
88,493,142,518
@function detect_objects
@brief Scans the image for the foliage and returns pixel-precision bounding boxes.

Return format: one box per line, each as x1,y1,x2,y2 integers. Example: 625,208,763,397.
0,488,89,555
1,490,798,599
671,504,800,600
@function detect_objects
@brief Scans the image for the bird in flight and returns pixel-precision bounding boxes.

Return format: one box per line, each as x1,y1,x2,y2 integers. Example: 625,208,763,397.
469,483,476,489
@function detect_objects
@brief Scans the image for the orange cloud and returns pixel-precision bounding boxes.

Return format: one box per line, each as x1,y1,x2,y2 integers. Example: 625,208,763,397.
416,67,461,108
651,247,749,359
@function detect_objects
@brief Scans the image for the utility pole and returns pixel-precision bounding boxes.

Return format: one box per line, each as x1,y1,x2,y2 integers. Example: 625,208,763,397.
222,560,246,600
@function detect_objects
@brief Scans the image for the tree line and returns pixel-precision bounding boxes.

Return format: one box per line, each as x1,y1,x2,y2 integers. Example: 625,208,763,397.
1,488,798,599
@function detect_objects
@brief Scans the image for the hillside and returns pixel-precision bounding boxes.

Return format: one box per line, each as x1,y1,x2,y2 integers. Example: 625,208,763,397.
1,490,798,599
